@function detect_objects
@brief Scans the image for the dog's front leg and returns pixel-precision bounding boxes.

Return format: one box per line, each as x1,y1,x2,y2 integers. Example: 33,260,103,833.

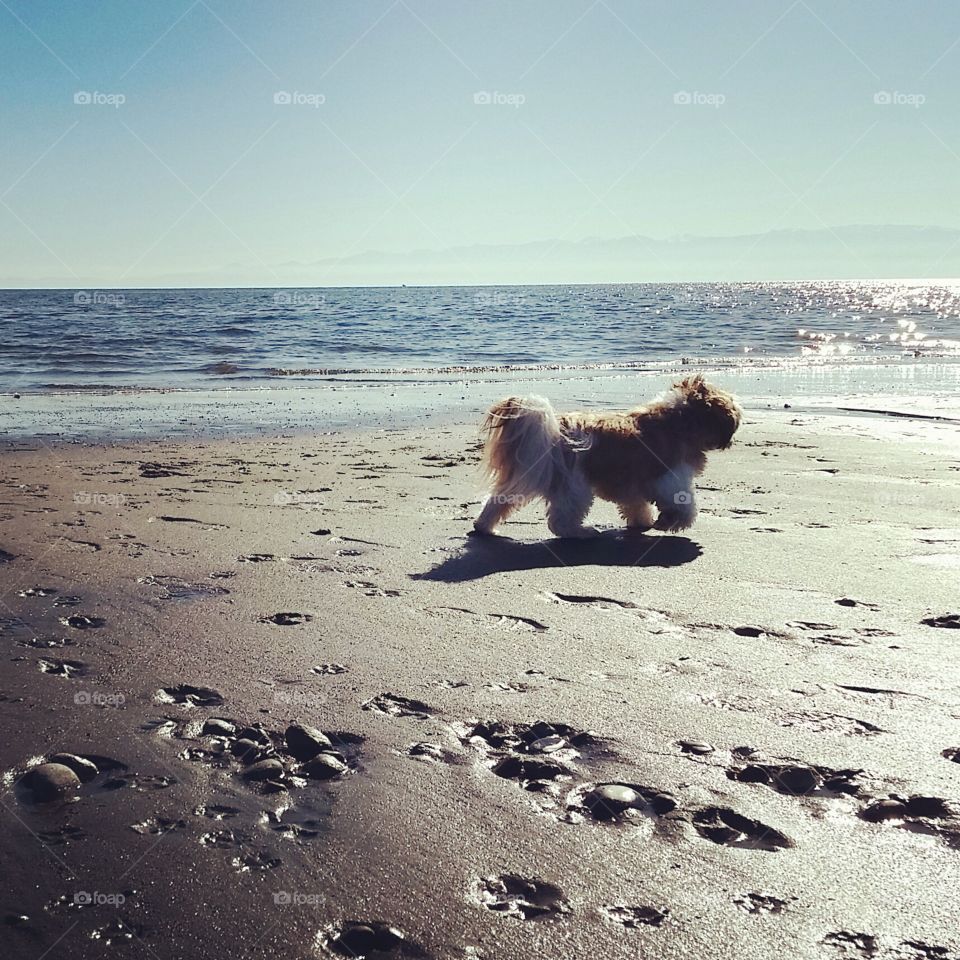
619,501,655,530
652,465,697,532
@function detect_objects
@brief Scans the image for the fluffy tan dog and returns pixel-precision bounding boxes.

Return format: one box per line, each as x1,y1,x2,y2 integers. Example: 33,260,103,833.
473,375,741,538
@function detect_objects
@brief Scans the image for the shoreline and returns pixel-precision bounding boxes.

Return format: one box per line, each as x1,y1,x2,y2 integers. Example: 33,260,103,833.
3,358,960,445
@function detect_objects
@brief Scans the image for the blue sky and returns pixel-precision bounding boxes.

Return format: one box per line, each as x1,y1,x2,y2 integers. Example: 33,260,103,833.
1,0,959,285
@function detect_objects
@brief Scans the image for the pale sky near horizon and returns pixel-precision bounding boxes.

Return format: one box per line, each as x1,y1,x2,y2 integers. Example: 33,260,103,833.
1,0,959,286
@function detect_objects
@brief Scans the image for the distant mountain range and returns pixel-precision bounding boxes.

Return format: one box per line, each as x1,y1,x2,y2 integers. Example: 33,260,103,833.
7,225,960,288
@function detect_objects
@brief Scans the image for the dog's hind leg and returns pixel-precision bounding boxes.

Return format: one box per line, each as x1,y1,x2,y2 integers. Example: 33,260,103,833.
546,474,597,538
619,500,655,530
473,493,524,535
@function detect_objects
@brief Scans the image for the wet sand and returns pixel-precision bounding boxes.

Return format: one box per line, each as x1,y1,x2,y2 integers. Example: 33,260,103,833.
1,408,959,959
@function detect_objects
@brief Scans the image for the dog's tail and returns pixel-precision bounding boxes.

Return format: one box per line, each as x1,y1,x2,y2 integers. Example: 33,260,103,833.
480,395,581,499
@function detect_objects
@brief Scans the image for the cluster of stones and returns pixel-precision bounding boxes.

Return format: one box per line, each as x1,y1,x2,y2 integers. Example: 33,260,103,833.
17,752,100,802
197,718,350,792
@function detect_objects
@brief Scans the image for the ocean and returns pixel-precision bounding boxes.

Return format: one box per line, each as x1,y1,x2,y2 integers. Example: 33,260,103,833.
3,281,960,393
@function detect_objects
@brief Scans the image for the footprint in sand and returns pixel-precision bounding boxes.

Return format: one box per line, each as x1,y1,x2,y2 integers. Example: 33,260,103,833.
472,874,570,920
232,849,282,873
238,553,275,562
195,803,242,820
17,636,76,649
779,711,885,737
734,893,792,915
260,612,313,626
822,931,878,956
433,607,548,632
727,755,864,798
323,922,427,958
691,807,793,851
922,613,960,629
343,580,401,598
52,595,82,607
59,615,106,630
37,658,88,678
836,597,880,610
150,515,227,531
859,795,960,850
601,904,671,928
362,693,432,719
568,782,677,824
156,684,225,707
544,591,636,610
130,817,186,835
312,663,349,676
17,586,58,598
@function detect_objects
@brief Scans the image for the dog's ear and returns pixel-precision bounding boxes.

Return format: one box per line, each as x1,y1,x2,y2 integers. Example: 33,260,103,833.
673,374,708,399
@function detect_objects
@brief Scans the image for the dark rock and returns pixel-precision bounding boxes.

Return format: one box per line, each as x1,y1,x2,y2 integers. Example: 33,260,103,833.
861,799,907,822
48,753,99,783
19,763,81,801
302,753,348,780
285,723,332,761
242,759,284,781
236,725,271,745
202,718,236,737
231,739,267,764
773,765,821,795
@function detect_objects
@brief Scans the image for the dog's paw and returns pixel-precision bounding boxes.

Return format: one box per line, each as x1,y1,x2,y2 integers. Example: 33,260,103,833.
653,512,695,533
470,524,498,537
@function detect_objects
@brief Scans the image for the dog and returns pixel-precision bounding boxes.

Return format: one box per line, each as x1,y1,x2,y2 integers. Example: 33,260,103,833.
473,375,741,538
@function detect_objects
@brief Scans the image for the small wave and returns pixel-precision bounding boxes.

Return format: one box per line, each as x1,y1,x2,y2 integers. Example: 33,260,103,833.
200,362,242,375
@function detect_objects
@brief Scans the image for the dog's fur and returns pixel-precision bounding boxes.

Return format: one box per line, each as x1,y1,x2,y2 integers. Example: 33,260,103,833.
473,375,741,538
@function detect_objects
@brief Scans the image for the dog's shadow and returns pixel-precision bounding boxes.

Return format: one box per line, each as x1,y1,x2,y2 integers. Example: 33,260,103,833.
413,529,702,583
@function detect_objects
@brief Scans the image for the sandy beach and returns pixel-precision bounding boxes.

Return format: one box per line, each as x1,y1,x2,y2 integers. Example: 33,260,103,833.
2,406,960,959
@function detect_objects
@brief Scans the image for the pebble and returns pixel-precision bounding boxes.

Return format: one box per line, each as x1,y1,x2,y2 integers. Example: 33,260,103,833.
861,799,907,822
330,923,407,955
302,752,348,780
48,753,99,783
231,738,266,763
242,759,284,781
679,740,714,755
19,763,81,801
202,718,236,737
774,765,821,795
584,783,640,819
236,725,271,745
285,723,333,761
529,735,566,753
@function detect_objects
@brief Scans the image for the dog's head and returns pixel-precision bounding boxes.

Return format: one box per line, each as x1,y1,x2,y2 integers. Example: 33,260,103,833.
671,375,742,450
